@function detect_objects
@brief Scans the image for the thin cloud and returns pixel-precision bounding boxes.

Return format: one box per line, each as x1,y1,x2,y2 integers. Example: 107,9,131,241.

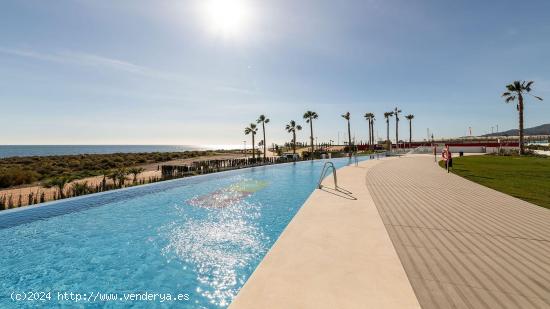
0,47,181,81
216,85,259,96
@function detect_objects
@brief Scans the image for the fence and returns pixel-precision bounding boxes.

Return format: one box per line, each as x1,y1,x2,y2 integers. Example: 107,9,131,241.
161,156,301,178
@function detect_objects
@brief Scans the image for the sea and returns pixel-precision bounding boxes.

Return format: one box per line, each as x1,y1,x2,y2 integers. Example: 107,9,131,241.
0,145,242,159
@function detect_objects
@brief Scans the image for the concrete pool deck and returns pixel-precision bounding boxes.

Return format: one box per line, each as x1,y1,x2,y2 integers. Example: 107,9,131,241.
230,157,421,309
230,154,550,308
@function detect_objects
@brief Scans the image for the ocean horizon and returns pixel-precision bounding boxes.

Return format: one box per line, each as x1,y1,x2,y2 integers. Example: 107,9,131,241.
0,145,244,158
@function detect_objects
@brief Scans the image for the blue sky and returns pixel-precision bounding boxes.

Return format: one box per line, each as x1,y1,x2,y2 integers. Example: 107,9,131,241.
1,0,549,146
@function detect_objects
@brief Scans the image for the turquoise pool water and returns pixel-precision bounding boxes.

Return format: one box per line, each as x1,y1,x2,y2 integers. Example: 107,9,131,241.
0,157,370,308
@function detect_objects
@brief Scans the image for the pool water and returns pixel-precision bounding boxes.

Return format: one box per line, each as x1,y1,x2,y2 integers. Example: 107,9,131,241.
0,157,369,308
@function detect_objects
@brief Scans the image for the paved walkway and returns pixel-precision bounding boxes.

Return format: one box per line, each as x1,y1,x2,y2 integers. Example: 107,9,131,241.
230,155,550,308
367,155,550,309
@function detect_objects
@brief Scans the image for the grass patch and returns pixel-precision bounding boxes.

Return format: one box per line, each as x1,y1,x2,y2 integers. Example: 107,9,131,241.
442,155,550,209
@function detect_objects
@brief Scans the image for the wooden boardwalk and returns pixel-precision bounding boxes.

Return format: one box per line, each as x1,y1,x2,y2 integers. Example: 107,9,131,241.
366,155,550,309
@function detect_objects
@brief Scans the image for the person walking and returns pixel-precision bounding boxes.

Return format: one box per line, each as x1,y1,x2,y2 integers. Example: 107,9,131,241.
442,145,453,173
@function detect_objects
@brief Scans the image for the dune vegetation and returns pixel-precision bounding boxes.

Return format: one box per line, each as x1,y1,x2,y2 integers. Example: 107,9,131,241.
0,151,228,189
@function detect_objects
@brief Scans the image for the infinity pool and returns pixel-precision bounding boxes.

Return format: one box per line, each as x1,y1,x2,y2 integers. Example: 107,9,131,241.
0,157,369,308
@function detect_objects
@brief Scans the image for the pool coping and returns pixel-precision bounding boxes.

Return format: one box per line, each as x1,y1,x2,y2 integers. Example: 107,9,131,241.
229,157,421,308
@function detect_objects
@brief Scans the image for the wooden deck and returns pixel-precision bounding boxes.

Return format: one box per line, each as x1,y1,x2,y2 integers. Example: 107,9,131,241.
366,155,550,309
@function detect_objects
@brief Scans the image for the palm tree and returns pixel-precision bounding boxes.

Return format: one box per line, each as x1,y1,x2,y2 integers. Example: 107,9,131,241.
256,115,270,161
384,111,394,150
100,169,109,190
128,167,145,184
341,112,352,153
405,114,415,148
394,107,402,149
244,123,258,159
285,120,302,154
118,168,128,188
502,81,543,155
107,170,119,187
364,113,375,146
46,176,72,199
71,181,90,196
108,168,128,188
303,111,318,160
116,168,129,187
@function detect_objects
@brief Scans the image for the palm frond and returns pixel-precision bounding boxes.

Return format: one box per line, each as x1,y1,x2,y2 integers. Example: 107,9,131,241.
245,123,257,135
505,96,516,103
501,92,511,97
525,81,534,91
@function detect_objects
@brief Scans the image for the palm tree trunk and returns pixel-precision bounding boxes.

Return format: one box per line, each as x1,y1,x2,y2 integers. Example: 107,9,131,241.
395,119,399,150
409,120,412,148
262,123,266,161
292,131,296,154
371,120,374,146
309,119,314,160
519,94,525,155
367,120,372,147
386,120,390,149
347,120,352,153
252,134,255,159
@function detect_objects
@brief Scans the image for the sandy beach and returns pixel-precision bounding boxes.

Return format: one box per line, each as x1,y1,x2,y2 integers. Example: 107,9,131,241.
0,152,247,207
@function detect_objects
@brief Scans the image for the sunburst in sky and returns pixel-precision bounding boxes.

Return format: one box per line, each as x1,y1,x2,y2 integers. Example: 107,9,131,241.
201,0,253,38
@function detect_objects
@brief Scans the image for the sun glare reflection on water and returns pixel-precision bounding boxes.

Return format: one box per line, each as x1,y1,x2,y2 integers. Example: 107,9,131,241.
164,177,267,306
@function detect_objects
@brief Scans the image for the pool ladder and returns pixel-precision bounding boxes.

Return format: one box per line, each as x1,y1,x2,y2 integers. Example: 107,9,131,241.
317,162,338,190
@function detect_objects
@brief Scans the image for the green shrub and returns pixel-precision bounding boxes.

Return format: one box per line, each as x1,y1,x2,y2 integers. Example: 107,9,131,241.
0,168,39,188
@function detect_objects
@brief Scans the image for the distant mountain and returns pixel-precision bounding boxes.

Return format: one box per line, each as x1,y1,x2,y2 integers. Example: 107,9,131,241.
483,123,550,137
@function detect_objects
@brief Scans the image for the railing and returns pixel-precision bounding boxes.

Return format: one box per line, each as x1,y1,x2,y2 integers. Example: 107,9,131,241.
407,146,432,154
317,162,338,190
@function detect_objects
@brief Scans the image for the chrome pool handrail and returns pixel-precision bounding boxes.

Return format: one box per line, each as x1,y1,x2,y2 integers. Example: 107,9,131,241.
317,162,338,190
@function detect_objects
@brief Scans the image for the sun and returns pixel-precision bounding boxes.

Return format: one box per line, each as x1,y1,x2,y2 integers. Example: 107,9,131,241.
202,0,251,37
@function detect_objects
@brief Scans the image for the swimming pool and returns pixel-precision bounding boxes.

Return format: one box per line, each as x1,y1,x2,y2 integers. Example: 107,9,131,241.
0,157,371,308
